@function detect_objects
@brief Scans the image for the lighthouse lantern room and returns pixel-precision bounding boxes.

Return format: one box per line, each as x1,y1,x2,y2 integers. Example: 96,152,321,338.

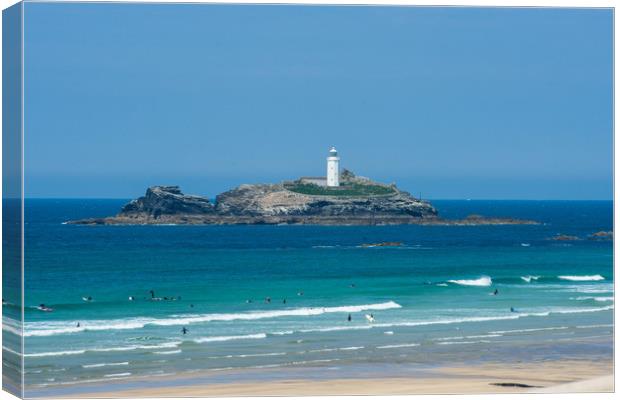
326,147,340,187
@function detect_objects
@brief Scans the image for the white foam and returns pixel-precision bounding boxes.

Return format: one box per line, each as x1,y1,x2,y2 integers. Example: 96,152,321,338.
104,373,131,378
521,275,540,283
434,334,501,341
153,350,182,355
82,362,129,369
23,301,401,337
193,333,267,343
309,346,363,353
376,343,420,349
2,346,22,356
558,275,605,281
576,324,613,329
574,296,614,302
554,305,614,314
437,340,491,345
209,352,286,359
25,349,86,358
490,326,568,334
447,276,492,286
25,341,181,358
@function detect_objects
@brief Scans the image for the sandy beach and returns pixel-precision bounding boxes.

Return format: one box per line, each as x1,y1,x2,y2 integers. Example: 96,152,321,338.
60,359,612,397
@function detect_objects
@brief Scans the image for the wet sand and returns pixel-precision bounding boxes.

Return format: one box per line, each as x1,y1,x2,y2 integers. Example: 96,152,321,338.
61,359,613,397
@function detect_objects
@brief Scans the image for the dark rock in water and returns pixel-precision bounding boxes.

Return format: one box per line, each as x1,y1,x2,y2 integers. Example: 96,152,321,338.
549,234,581,241
588,231,613,241
120,186,215,218
66,182,539,226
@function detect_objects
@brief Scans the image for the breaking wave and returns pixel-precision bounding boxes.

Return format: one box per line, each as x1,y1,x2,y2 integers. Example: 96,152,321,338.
22,301,402,337
447,276,492,287
558,275,605,281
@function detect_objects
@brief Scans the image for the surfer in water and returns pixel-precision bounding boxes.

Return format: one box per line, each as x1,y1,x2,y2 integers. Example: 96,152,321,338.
149,290,163,301
128,296,135,301
365,314,375,323
347,314,352,322
181,327,188,335
510,307,516,313
493,289,499,295
37,304,53,312
297,291,304,296
82,296,93,302
283,298,286,304
76,322,80,328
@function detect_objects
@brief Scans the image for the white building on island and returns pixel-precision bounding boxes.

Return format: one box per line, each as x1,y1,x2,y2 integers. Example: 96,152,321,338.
298,147,340,187
326,146,340,187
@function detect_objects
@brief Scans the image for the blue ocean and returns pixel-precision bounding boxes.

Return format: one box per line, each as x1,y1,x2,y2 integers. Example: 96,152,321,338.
6,200,614,396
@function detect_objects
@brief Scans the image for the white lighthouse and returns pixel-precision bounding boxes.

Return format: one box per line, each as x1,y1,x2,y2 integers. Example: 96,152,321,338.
326,146,340,187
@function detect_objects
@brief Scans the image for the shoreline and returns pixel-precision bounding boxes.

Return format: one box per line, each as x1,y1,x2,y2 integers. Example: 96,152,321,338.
41,359,613,398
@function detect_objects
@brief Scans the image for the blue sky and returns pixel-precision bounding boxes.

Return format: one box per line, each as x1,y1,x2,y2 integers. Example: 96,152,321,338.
23,4,612,199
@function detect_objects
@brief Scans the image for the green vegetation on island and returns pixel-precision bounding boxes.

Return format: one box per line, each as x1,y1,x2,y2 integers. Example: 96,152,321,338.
283,181,396,197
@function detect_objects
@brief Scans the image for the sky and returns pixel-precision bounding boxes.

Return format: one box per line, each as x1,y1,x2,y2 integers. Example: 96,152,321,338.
23,4,613,199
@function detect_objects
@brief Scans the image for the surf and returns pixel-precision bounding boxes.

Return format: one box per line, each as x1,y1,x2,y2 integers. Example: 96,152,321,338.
447,276,492,286
558,275,605,281
23,301,402,337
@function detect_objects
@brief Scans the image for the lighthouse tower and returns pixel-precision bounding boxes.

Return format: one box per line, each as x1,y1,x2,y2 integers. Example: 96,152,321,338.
326,147,340,187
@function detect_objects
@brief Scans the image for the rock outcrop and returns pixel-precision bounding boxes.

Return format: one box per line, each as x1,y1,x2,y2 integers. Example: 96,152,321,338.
67,181,539,226
121,186,215,217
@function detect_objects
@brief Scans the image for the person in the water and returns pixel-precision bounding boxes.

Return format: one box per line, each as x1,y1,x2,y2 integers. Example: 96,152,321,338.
181,327,188,335
76,322,80,327
493,289,499,295
347,314,352,322
510,307,516,312
283,298,286,304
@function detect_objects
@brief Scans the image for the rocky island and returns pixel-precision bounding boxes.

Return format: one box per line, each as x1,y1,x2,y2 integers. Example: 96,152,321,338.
67,170,538,226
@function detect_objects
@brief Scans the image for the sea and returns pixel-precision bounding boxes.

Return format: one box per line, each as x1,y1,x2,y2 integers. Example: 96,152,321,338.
3,199,614,397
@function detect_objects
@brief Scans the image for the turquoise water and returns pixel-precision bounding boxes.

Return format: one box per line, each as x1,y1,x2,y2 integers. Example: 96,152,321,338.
7,200,614,396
